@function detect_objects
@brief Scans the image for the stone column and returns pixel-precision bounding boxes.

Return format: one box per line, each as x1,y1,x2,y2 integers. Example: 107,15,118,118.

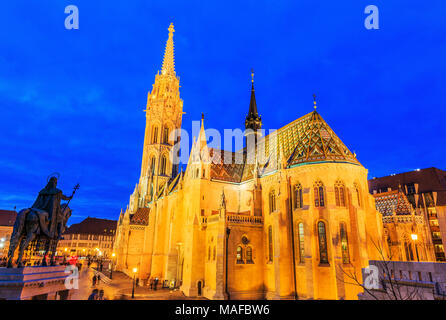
213,214,228,299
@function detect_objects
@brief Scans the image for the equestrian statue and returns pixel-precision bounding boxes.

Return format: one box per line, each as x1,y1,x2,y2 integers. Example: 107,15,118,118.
6,174,79,268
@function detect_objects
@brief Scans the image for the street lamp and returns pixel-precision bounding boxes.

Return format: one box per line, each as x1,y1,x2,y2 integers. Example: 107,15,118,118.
132,267,138,299
411,233,420,261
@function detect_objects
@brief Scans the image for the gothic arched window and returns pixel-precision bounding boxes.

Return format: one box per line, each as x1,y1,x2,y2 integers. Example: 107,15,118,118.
213,246,216,261
405,241,414,261
293,183,303,209
163,127,169,144
246,246,253,263
160,156,167,175
269,190,276,213
152,126,159,144
314,181,325,207
354,183,361,207
340,222,350,264
150,156,156,175
268,225,273,262
236,246,243,263
334,180,346,207
318,221,329,264
298,223,305,263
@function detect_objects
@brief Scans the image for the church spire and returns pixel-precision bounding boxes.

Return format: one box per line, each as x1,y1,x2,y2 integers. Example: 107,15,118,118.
247,69,259,119
161,23,175,76
198,113,207,148
140,23,183,200
245,69,262,146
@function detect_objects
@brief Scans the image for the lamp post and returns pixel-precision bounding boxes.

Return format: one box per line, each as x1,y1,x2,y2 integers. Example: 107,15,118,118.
411,234,420,261
225,227,231,300
132,267,138,299
98,251,103,272
110,253,115,279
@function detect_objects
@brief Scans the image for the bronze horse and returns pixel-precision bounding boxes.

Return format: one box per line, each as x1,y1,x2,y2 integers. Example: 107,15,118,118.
7,204,72,268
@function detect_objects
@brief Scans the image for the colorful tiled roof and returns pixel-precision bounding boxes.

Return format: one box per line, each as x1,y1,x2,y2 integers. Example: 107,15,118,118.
242,110,360,181
373,190,413,216
130,207,150,226
188,110,360,183
210,149,245,183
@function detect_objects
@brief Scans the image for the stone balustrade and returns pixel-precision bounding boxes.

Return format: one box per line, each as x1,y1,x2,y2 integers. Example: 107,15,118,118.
200,214,264,226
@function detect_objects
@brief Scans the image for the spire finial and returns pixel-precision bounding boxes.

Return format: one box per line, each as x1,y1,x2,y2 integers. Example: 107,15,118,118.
251,68,254,84
161,23,175,75
313,93,317,110
168,22,175,34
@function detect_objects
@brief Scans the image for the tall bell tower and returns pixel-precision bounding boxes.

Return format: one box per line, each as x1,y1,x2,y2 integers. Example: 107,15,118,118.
138,23,183,204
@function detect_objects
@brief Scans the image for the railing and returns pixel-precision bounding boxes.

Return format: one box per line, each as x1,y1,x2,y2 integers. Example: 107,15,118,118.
200,213,264,226
226,214,263,226
207,215,220,223
382,215,423,224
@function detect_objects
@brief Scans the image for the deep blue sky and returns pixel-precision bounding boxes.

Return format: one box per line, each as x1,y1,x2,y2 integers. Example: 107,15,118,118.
1,1,445,225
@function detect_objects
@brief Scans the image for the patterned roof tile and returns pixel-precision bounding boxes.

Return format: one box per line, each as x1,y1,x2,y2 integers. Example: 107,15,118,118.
130,207,150,226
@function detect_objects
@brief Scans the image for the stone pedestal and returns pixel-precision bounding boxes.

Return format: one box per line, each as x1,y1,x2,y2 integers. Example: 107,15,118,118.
0,266,73,300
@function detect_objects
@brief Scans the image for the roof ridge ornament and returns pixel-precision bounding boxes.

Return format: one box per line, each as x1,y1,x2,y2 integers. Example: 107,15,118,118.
313,93,317,111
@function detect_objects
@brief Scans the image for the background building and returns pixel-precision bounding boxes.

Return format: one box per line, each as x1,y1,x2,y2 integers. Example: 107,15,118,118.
369,168,446,262
57,217,117,258
0,210,17,258
372,189,435,262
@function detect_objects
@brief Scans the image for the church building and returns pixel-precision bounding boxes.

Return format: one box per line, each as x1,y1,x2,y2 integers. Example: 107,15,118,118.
113,23,386,300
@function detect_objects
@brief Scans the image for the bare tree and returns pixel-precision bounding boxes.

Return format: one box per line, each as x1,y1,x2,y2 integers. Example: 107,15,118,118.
337,237,426,300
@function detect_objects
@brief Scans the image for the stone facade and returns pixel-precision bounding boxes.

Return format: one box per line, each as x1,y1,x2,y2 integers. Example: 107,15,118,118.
0,210,16,258
0,266,73,300
57,217,117,258
373,189,436,262
369,168,446,262
113,24,385,300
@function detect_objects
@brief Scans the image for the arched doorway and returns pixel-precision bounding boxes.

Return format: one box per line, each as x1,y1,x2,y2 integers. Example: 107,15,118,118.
197,280,202,296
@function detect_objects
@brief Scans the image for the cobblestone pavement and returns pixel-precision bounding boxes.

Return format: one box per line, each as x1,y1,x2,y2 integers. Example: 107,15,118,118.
71,267,207,300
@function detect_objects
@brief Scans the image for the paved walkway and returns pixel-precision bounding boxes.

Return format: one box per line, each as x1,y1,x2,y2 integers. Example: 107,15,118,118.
71,267,206,300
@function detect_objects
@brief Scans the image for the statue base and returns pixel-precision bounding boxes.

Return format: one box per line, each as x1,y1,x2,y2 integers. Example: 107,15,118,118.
0,266,73,300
